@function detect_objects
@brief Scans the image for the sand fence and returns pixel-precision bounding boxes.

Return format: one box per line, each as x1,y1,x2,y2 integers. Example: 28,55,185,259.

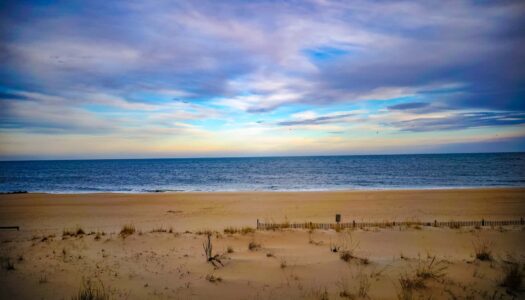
256,218,525,230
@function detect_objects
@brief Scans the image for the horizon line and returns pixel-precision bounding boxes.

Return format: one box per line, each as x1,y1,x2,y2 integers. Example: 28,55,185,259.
1,150,523,163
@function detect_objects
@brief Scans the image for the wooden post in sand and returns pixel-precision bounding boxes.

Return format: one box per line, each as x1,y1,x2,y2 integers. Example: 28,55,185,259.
481,218,485,226
256,219,259,230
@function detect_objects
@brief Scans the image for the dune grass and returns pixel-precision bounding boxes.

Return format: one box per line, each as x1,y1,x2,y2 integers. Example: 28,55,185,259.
72,278,109,300
119,224,136,238
473,239,493,261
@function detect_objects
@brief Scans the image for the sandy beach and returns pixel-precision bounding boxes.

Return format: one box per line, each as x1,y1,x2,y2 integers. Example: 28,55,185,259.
1,188,524,299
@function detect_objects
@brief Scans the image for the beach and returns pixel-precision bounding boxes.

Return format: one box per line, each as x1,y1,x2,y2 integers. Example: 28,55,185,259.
1,188,524,299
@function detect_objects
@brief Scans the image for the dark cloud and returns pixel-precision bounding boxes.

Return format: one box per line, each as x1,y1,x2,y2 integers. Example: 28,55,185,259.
391,112,525,132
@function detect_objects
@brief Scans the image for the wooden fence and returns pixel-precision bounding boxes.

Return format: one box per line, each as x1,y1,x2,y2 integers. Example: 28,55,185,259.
256,218,524,230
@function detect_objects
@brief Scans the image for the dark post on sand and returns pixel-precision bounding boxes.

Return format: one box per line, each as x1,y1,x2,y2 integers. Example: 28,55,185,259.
335,214,341,224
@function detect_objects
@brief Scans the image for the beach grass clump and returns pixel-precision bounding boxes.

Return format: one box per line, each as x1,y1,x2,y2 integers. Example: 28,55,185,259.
227,246,234,254
501,261,523,293
396,256,447,298
72,278,109,300
119,224,136,238
357,274,371,298
248,241,261,251
63,226,86,238
205,274,222,283
280,257,287,269
415,256,447,280
473,239,493,261
223,226,255,235
150,226,172,233
196,229,213,235
399,272,426,291
3,258,15,271
39,274,48,284
94,231,106,241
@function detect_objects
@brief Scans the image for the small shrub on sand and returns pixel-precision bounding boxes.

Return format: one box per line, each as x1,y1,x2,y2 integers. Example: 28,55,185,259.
280,257,287,269
248,241,261,251
357,274,371,298
72,278,109,300
3,258,15,271
399,272,425,291
205,274,222,283
203,233,223,267
223,226,255,235
415,256,447,280
227,246,234,253
119,224,135,238
63,226,86,238
501,262,523,293
310,286,329,300
473,239,493,261
39,274,48,284
241,226,255,234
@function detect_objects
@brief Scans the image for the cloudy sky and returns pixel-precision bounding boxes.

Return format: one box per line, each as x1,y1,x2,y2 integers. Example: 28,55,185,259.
1,0,524,160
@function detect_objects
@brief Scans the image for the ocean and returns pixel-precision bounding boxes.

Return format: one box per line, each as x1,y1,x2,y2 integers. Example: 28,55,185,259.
0,153,524,193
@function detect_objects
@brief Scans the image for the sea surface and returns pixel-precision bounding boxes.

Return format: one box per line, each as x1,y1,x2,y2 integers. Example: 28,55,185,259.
0,153,524,193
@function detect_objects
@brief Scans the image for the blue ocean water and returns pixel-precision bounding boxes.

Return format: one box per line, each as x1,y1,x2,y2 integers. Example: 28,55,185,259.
0,153,524,193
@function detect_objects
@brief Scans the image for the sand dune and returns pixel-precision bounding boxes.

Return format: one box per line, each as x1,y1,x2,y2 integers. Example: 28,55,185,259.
0,189,524,299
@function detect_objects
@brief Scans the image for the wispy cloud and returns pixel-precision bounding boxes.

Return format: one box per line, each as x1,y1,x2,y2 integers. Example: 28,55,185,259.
391,112,525,132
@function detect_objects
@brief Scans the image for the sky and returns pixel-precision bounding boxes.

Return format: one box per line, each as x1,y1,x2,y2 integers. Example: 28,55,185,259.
0,0,524,160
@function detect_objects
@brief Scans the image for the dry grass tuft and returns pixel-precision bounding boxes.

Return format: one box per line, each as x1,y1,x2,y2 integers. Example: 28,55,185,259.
473,238,493,261
280,257,287,269
415,256,447,280
119,224,135,238
227,246,234,254
63,226,86,238
223,226,255,235
205,274,222,283
397,256,448,298
3,258,15,271
248,241,261,251
72,278,109,300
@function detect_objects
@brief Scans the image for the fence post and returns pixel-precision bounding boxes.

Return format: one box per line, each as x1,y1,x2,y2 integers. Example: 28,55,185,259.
521,217,524,225
257,219,259,230
353,220,355,228
481,218,485,226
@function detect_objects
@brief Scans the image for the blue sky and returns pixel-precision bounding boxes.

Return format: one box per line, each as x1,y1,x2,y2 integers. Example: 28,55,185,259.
0,0,524,160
